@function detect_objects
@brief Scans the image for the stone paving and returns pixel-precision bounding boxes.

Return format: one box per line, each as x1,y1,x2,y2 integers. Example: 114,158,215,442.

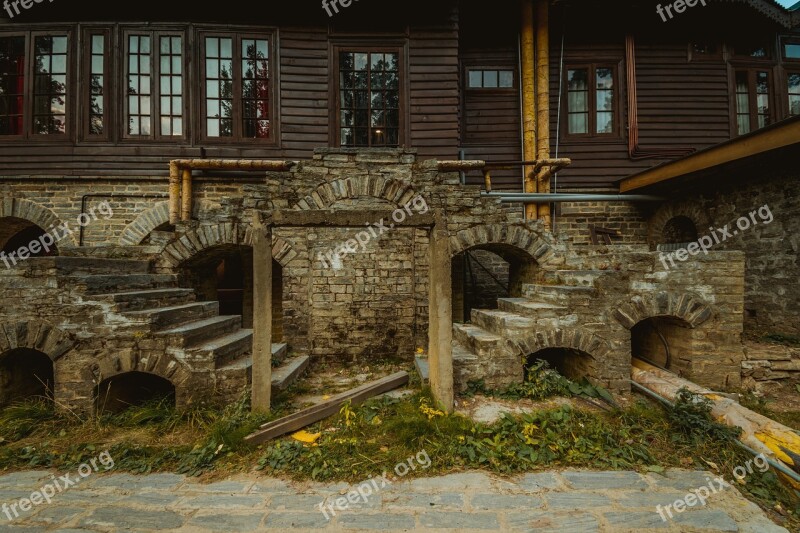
0,469,788,532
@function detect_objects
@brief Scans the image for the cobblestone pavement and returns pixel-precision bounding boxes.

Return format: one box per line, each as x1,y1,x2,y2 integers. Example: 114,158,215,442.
0,469,788,532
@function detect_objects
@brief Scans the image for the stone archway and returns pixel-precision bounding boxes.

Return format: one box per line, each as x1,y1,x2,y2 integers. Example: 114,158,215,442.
291,176,421,210
610,291,713,330
0,198,76,248
158,223,297,269
449,224,555,265
0,320,75,362
648,203,711,251
118,201,171,246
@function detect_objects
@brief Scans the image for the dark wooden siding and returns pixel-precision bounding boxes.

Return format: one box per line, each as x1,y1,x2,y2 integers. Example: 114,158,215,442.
408,10,461,160
458,2,522,190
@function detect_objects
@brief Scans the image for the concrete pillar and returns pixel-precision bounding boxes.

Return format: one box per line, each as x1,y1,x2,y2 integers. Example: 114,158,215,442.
251,213,272,411
428,210,454,412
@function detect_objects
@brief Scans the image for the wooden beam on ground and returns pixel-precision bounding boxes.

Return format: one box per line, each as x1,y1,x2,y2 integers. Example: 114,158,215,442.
244,371,409,445
251,213,273,411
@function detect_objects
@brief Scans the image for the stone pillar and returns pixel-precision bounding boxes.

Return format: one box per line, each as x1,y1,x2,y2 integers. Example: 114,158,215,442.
428,210,454,412
251,213,272,411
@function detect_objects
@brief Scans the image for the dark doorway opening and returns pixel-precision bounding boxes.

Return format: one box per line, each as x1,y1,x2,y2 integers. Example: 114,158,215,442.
0,349,54,406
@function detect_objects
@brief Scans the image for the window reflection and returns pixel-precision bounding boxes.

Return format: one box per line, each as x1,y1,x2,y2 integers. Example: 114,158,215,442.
339,51,399,147
34,35,68,135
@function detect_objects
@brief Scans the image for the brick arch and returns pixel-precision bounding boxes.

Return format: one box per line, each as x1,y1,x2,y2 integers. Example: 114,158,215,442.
0,198,76,248
449,224,555,265
505,327,613,361
91,351,191,394
119,201,171,246
159,223,297,268
291,177,421,210
648,202,712,250
610,291,713,330
0,320,75,361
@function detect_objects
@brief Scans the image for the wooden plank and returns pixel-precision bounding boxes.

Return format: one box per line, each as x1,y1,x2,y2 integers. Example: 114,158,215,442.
244,371,409,444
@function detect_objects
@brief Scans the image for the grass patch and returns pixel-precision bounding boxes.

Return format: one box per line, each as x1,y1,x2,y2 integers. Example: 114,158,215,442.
0,377,797,529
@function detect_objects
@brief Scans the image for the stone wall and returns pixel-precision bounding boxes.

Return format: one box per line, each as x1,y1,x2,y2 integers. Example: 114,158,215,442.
647,160,800,338
552,197,652,246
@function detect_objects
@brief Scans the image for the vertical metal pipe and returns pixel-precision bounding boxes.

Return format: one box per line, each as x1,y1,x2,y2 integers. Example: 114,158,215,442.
168,161,181,225
181,168,193,222
535,0,551,227
520,0,538,220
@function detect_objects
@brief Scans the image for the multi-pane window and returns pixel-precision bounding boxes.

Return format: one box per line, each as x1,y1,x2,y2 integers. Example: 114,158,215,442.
0,36,25,136
202,34,272,141
126,34,152,136
734,70,771,135
242,38,270,138
125,32,184,139
88,34,105,136
785,43,800,60
565,65,615,136
338,50,400,147
33,35,68,135
159,36,183,137
789,73,800,116
467,69,514,89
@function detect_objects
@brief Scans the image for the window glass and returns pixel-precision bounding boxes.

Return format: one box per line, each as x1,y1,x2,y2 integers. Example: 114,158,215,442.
33,35,68,135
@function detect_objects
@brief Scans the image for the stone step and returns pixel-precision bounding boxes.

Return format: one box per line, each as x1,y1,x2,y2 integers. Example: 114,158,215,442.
93,288,197,311
541,270,606,288
521,284,596,305
158,315,242,348
497,298,569,319
193,329,254,367
470,308,535,337
271,355,311,391
217,353,310,391
28,256,151,276
452,342,480,392
77,274,177,295
452,323,504,357
125,301,220,330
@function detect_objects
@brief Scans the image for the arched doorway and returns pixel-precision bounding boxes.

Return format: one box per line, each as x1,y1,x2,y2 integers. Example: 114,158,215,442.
452,244,537,323
526,347,594,382
0,218,58,259
631,316,693,374
95,372,176,414
0,348,54,406
658,216,699,251
178,245,283,338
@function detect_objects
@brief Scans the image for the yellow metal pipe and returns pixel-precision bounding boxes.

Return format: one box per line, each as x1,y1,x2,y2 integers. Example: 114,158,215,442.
181,168,193,222
535,0,551,227
168,161,181,225
520,0,538,220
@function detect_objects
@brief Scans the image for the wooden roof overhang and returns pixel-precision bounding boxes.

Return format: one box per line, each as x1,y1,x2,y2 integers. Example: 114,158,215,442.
618,115,800,193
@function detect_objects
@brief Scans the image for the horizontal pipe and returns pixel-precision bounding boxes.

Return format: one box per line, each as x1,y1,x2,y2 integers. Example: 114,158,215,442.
171,159,295,171
483,193,664,202
631,380,800,486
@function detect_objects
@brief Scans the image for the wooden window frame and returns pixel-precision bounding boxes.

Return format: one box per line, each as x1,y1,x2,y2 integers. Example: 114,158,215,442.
687,42,723,62
561,62,621,141
781,37,800,63
0,29,74,142
729,66,776,136
729,41,774,61
0,31,28,141
465,66,517,92
121,28,188,143
81,28,112,142
330,42,408,149
787,69,800,117
198,30,278,145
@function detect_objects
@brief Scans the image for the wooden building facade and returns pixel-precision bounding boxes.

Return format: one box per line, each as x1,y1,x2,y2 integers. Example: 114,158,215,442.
0,0,798,190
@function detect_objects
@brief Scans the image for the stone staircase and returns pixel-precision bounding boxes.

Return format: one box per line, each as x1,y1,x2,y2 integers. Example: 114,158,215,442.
452,262,612,391
52,256,308,395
